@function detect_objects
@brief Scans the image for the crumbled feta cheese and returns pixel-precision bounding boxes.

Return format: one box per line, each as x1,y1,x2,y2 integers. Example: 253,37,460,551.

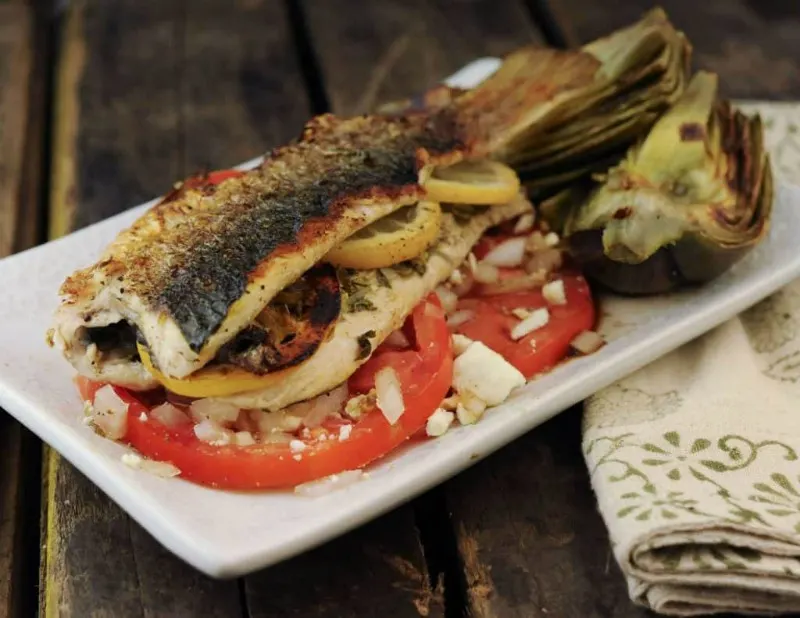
511,307,531,320
449,268,464,285
544,232,560,247
234,431,256,446
289,439,307,453
440,394,459,411
344,391,374,420
453,342,525,406
542,279,566,305
293,454,303,461
193,420,231,446
338,424,353,442
510,308,550,340
138,412,148,422
456,403,480,425
426,409,455,437
451,334,473,356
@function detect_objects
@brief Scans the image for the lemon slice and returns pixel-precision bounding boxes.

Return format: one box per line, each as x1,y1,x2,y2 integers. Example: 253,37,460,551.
424,159,520,205
326,201,442,269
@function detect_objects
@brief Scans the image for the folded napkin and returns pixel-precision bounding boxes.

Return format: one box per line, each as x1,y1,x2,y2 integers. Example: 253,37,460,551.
584,102,800,617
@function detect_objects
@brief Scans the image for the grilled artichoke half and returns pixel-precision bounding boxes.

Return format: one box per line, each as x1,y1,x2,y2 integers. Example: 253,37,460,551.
502,8,692,199
561,71,773,295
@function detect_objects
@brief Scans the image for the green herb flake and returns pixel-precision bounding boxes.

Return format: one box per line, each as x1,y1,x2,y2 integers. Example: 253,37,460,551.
356,330,376,361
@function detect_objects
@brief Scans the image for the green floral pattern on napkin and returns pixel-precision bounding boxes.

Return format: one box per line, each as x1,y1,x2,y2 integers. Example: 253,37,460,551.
583,103,800,617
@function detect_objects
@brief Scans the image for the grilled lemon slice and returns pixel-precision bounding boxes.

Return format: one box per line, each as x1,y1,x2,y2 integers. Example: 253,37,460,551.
424,159,521,205
326,201,442,269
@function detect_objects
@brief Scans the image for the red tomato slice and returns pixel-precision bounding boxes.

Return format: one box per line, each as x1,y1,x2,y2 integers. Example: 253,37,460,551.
182,168,244,190
77,295,452,490
454,273,595,379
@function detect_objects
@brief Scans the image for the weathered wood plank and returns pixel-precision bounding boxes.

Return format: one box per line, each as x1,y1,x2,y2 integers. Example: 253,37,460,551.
446,409,650,617
246,507,443,618
0,3,39,256
300,0,543,116
42,1,309,616
0,5,47,618
544,0,800,99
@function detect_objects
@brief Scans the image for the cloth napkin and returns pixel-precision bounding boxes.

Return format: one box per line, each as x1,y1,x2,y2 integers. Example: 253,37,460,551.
583,102,800,616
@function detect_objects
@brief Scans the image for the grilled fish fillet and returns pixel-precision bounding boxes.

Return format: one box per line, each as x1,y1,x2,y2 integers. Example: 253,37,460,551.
217,197,530,411
52,46,599,382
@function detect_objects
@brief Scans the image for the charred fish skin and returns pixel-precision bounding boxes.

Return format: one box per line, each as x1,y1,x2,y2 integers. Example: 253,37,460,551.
157,113,466,353
54,45,600,380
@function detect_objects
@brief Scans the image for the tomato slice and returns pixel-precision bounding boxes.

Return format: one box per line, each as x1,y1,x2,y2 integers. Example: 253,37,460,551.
183,168,244,190
77,295,452,490
454,273,595,380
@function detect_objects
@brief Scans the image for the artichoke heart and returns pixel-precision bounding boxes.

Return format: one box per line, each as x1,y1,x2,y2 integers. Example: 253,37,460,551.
563,71,773,295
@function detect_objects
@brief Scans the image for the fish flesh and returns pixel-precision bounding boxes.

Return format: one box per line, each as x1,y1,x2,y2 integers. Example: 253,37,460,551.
216,197,530,410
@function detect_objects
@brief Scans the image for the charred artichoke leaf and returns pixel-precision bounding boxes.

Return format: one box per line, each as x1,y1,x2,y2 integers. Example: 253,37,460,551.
499,8,691,196
564,71,773,294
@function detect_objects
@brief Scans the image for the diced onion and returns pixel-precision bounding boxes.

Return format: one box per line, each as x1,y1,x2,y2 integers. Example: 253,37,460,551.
478,272,547,295
150,402,188,428
524,248,563,276
525,231,548,252
92,385,129,440
139,460,181,478
450,268,475,297
446,309,475,328
570,330,605,355
451,333,473,356
513,213,535,234
510,308,550,340
190,398,240,424
481,237,526,267
375,366,405,425
434,286,458,314
122,453,181,478
473,263,499,284
284,383,349,429
294,470,365,497
385,329,411,348
542,279,566,305
234,431,256,446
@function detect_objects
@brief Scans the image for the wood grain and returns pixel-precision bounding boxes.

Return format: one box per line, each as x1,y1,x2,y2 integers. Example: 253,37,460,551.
299,0,543,116
246,507,443,618
42,1,308,616
0,4,47,618
446,409,652,617
544,0,800,99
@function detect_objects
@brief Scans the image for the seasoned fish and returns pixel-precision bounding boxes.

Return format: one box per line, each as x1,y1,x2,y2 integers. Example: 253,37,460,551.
51,46,599,383
216,197,530,410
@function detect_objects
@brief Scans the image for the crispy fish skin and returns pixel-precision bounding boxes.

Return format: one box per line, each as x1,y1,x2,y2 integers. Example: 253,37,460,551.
53,46,600,382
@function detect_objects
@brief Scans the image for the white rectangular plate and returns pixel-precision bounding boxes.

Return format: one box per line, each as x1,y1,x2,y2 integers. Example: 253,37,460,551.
1,59,799,578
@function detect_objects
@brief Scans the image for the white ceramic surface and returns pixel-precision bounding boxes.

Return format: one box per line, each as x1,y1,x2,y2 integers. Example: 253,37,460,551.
1,59,798,578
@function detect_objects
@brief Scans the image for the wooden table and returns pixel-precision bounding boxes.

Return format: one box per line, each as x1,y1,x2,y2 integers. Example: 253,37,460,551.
1,0,798,616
